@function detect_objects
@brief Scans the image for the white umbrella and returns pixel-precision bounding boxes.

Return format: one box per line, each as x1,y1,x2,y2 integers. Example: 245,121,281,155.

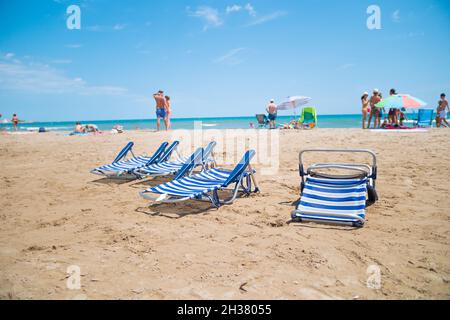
277,96,312,111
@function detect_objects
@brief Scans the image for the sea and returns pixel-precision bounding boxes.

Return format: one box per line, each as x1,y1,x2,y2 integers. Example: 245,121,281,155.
0,113,434,132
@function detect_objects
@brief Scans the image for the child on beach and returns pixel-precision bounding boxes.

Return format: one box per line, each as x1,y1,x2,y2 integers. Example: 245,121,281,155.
266,99,277,129
12,114,19,131
399,110,407,126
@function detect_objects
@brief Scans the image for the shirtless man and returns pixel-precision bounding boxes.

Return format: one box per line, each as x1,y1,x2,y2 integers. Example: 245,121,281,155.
438,93,449,127
153,90,167,131
266,99,277,129
367,89,381,129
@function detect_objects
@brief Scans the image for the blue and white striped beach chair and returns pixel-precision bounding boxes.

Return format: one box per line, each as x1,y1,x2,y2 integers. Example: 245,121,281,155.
90,141,178,178
140,150,260,208
133,141,217,179
291,149,378,228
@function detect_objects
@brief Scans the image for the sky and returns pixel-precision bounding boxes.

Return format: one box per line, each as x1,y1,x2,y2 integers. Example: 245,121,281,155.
0,0,449,122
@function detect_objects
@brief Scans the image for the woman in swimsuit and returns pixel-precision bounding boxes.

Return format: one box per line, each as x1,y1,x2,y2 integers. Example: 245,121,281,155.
12,114,19,131
361,92,369,129
165,96,172,130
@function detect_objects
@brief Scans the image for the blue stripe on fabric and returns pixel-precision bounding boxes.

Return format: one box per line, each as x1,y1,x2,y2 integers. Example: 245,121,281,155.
301,193,366,202
304,184,366,194
299,201,366,211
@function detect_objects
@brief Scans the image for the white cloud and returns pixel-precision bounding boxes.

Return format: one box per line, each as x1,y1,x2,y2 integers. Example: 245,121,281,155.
226,5,242,14
188,6,223,30
245,3,256,17
392,10,400,22
246,11,287,26
5,53,15,60
226,3,256,16
213,48,245,65
0,57,128,96
113,24,127,31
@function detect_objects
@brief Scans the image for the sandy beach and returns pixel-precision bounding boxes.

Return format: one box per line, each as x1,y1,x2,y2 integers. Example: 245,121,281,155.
0,128,449,300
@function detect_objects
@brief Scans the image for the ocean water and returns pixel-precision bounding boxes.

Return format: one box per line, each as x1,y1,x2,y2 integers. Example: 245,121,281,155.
0,113,432,132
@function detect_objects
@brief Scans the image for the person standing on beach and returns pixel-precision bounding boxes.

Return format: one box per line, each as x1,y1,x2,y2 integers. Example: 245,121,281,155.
266,99,277,129
367,89,381,129
438,93,449,127
153,90,167,131
165,96,172,130
11,114,19,131
361,92,369,129
388,88,398,125
375,92,385,128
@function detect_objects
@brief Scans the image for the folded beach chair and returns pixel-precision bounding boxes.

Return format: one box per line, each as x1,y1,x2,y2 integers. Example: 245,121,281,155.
140,150,260,208
291,149,378,227
90,141,178,178
256,114,269,128
299,107,318,128
133,141,217,179
415,109,434,128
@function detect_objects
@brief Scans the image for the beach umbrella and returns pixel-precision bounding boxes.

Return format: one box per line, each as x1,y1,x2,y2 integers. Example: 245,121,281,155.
375,94,427,109
277,96,312,111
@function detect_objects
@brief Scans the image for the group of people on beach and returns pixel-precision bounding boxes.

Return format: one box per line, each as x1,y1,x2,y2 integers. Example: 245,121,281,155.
74,122,100,133
153,90,172,131
361,89,449,129
361,88,407,129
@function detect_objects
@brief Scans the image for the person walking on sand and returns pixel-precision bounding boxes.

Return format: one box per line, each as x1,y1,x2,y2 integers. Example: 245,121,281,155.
367,89,381,129
165,96,172,130
153,90,167,131
437,93,449,127
12,114,19,131
266,99,277,129
361,92,369,129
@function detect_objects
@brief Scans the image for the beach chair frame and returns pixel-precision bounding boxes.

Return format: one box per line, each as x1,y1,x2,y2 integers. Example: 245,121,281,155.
292,149,378,227
90,141,170,179
133,141,217,180
255,114,269,128
139,150,260,208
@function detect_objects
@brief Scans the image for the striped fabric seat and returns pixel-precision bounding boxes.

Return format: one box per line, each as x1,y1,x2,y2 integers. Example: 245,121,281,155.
292,176,367,226
140,149,259,208
136,157,188,175
95,155,153,172
147,168,232,198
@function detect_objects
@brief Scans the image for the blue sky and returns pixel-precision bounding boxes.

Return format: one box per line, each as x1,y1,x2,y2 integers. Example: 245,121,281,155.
0,0,449,121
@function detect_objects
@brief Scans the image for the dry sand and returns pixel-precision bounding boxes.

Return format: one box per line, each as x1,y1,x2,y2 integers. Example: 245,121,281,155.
0,128,449,300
